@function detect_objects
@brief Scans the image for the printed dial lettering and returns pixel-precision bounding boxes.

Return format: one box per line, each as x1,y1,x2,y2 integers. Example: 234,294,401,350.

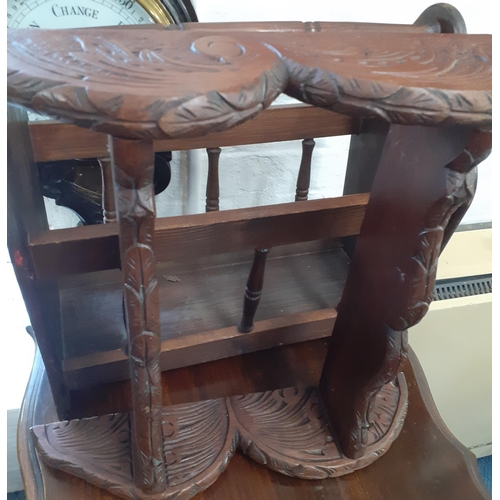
7,0,155,29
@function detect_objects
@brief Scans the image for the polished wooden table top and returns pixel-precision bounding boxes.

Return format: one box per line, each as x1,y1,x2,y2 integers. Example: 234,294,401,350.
20,339,489,499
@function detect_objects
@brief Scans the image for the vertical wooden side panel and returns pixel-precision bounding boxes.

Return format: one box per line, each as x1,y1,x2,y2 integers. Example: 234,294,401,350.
7,104,70,419
109,137,166,493
341,121,390,257
343,121,390,197
206,147,221,212
319,125,477,459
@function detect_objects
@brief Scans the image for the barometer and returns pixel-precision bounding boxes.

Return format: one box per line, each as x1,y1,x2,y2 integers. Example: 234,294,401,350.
7,0,193,29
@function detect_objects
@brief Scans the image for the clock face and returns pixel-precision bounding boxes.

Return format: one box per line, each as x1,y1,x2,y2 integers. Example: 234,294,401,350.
7,0,156,29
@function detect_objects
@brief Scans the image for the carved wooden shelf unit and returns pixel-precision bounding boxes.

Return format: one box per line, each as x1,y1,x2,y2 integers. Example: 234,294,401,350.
7,4,491,500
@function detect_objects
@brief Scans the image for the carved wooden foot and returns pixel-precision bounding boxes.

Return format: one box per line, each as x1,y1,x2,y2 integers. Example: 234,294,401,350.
31,376,407,499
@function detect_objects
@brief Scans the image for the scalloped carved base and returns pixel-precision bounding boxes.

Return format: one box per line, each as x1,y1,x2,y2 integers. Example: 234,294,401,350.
31,375,407,500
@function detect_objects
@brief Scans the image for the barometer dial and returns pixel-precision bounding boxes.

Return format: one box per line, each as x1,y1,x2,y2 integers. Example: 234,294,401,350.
7,0,158,29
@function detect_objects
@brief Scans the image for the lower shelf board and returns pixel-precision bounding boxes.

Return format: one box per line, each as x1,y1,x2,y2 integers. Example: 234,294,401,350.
60,242,349,389
32,376,407,500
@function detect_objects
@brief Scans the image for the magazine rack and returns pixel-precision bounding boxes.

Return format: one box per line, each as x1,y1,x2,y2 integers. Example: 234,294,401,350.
7,4,491,499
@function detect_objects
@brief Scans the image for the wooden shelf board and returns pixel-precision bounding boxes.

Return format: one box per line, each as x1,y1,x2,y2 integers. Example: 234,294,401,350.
60,242,349,389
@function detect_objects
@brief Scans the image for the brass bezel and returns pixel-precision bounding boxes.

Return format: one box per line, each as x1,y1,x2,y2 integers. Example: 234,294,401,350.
136,0,174,24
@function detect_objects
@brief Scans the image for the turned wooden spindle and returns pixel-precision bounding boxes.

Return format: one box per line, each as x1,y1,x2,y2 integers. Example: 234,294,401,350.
206,147,221,212
238,248,270,333
238,138,315,332
109,137,166,494
295,138,315,201
98,158,117,223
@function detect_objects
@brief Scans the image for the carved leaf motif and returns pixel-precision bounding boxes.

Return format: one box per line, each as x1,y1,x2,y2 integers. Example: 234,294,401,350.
32,402,236,500
32,379,408,498
33,85,100,117
7,28,491,138
73,35,134,66
282,48,491,127
162,399,234,486
158,63,288,137
231,379,408,479
389,166,477,332
31,413,132,482
362,380,400,446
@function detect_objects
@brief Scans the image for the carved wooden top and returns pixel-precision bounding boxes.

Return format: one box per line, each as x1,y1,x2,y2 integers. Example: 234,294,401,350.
7,26,491,139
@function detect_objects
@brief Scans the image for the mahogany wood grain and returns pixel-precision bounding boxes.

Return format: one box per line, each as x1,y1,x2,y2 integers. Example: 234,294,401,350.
28,194,368,279
64,309,338,390
29,106,358,163
343,121,390,197
18,338,490,500
341,121,390,257
341,1,469,259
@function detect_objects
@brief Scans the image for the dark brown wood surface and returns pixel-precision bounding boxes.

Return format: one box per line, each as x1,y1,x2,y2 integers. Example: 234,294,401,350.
18,338,490,500
341,0,469,260
238,248,270,333
59,241,348,388
98,158,117,223
8,28,491,141
295,139,315,202
320,125,475,458
28,194,368,279
8,17,492,500
7,106,70,419
28,106,358,162
205,147,221,212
